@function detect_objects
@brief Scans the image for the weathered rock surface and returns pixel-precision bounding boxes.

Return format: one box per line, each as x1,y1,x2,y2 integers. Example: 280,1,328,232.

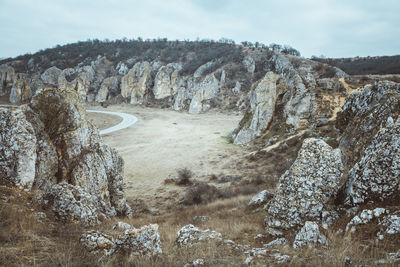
345,208,388,232
10,73,33,103
230,72,284,144
177,224,222,247
120,61,151,104
243,56,255,73
0,108,37,189
293,221,327,248
188,73,220,114
95,76,119,102
153,64,182,99
81,223,162,258
336,81,400,168
248,189,274,208
41,66,62,85
0,65,16,95
343,116,400,205
0,88,131,223
265,138,343,235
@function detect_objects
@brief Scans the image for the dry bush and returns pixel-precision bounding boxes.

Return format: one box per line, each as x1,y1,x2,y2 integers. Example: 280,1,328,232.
181,182,221,205
176,168,194,186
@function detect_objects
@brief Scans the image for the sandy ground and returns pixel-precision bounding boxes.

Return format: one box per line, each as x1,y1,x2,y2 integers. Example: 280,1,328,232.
86,104,245,212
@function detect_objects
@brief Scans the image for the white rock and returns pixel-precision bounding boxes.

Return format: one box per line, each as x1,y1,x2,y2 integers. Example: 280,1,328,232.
293,221,327,248
177,224,222,247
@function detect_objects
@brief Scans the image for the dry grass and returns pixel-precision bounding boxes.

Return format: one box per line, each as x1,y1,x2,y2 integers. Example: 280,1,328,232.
1,184,399,266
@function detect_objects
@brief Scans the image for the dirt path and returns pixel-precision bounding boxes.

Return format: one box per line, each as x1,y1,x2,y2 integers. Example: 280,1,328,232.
87,104,244,212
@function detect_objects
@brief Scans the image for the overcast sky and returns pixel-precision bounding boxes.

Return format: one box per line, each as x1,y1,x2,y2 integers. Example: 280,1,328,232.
0,0,399,59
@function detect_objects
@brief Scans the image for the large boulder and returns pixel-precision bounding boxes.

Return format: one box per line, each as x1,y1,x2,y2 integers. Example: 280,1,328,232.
0,88,132,223
152,63,182,100
188,73,220,114
343,116,400,205
0,108,37,189
336,81,400,167
0,65,15,95
95,76,119,103
230,72,285,144
41,66,62,85
9,73,33,103
265,138,343,236
120,61,151,104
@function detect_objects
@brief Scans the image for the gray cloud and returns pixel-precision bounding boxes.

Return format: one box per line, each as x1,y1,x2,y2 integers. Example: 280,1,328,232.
0,0,398,58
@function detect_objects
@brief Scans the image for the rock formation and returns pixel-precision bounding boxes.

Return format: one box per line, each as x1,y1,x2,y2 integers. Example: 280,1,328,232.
0,87,132,224
120,61,151,104
230,72,284,144
265,138,343,235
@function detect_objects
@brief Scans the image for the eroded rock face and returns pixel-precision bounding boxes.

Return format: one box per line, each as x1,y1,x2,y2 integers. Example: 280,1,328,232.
153,64,182,99
343,116,400,205
10,73,33,103
120,61,151,104
265,138,343,235
336,81,400,167
243,56,255,73
0,108,37,189
0,87,132,223
230,72,284,144
293,221,327,248
95,76,119,102
81,223,162,258
188,73,220,114
248,189,274,208
177,224,222,247
0,65,16,95
41,66,62,85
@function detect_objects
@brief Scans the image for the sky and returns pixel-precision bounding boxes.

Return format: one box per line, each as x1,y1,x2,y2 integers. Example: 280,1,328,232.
0,0,399,59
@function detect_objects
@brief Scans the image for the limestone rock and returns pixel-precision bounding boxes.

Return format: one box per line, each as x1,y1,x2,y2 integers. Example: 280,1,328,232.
80,230,115,253
265,138,343,235
231,72,284,144
343,116,400,205
120,62,151,104
243,56,255,73
188,73,220,114
106,224,162,257
293,221,327,248
10,73,32,103
116,62,129,75
112,221,133,231
380,213,400,235
42,182,103,225
0,108,37,189
95,76,119,102
248,189,274,208
263,238,288,248
193,59,221,78
232,81,241,95
177,224,222,247
41,66,62,85
0,65,15,95
0,88,131,223
336,81,400,167
345,208,388,232
153,63,182,99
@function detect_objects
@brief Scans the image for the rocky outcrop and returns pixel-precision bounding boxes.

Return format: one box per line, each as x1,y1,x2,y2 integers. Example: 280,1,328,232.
243,56,255,73
41,66,62,85
81,223,162,258
0,87,131,224
230,72,284,144
153,63,182,100
57,67,94,101
248,189,274,208
0,108,37,189
0,65,16,95
177,224,222,247
9,73,33,103
336,81,400,167
293,221,327,248
95,76,119,102
265,138,343,235
120,61,151,104
343,116,400,205
188,73,220,114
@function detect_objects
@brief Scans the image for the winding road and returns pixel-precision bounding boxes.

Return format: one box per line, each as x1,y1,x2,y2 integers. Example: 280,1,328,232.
86,110,138,135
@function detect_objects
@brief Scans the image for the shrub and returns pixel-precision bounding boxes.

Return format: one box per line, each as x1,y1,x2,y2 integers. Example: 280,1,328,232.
176,168,194,186
181,182,221,205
